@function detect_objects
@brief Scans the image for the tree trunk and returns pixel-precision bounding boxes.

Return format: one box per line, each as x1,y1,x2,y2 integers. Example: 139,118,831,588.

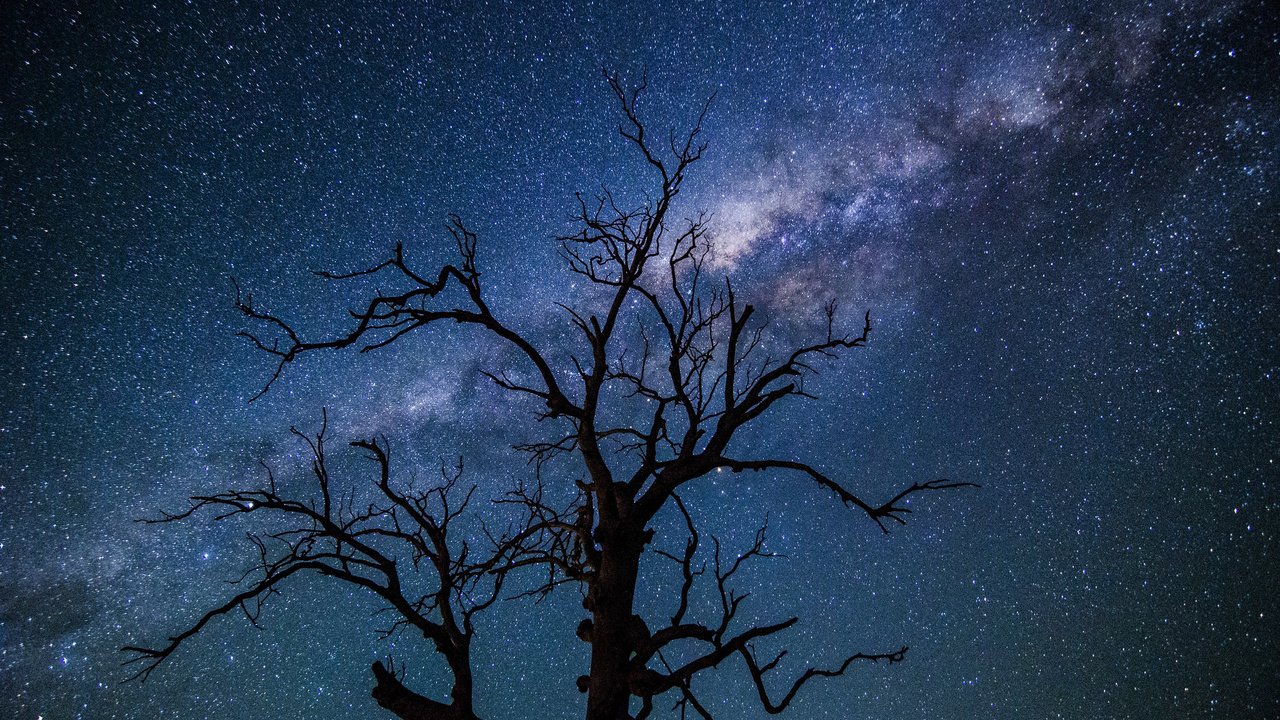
446,641,476,719
586,534,644,720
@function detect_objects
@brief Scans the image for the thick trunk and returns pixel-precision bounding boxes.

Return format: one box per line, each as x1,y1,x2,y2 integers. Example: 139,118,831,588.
446,644,476,719
586,535,644,720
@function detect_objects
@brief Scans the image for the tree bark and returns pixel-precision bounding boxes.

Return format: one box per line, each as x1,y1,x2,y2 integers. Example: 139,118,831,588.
445,642,476,720
586,530,645,720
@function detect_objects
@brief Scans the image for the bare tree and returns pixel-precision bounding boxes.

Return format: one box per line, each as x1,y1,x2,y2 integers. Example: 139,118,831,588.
126,71,975,720
122,410,578,719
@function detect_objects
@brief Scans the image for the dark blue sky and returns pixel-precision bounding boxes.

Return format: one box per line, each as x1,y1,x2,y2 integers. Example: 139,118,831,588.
2,1,1276,718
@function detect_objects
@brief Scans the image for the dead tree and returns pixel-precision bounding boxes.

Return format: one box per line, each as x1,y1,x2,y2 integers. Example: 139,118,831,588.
123,410,581,719
126,71,974,720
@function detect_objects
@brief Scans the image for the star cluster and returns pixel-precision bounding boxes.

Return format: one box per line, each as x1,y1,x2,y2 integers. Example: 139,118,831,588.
1,1,1276,718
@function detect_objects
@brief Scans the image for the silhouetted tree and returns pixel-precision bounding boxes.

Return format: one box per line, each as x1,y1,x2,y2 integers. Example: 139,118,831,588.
125,71,974,720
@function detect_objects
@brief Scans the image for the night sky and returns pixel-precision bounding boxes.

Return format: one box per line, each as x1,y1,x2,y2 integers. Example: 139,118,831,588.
2,1,1277,718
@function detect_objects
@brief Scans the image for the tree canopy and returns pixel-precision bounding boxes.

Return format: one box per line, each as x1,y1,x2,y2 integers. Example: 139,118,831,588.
125,71,974,720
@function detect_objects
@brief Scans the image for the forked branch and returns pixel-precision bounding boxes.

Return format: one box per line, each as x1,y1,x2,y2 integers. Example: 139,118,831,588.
719,457,979,533
233,218,577,421
739,643,909,714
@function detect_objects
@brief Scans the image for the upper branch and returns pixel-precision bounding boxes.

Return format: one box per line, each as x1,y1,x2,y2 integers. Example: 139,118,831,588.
719,458,979,533
604,69,712,188
628,306,879,522
234,218,579,420
714,308,873,445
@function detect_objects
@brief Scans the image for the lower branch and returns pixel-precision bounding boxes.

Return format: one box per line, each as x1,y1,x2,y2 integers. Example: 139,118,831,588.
372,660,473,720
739,644,908,714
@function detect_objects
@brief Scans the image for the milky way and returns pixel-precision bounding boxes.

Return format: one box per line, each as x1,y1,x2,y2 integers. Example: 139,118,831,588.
2,1,1276,718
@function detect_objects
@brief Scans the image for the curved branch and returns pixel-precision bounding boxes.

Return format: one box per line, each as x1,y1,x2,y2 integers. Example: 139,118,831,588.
739,644,908,714
371,660,458,720
122,561,321,682
233,226,579,420
718,458,978,533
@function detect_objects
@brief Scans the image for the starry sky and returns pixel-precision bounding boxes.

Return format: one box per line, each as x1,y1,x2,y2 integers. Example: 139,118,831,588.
2,0,1277,718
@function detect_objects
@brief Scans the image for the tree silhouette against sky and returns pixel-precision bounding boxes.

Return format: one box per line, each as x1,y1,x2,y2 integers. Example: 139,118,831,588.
125,71,975,720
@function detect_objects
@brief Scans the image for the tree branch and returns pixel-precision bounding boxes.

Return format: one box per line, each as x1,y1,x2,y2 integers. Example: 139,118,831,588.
718,457,979,533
